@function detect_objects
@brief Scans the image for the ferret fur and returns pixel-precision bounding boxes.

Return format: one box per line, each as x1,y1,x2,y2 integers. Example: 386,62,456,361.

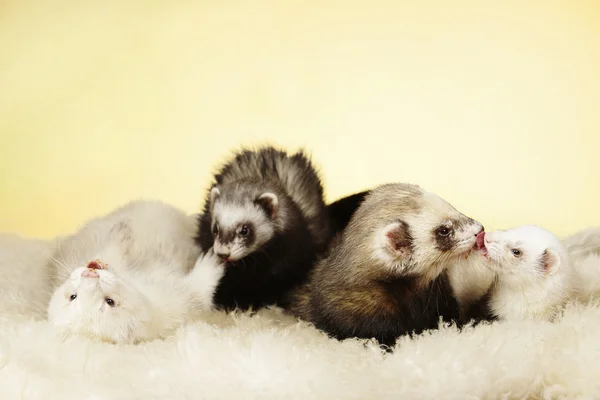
326,190,369,236
562,226,600,264
463,225,575,323
47,199,202,281
324,188,496,323
195,146,332,312
48,248,224,344
449,225,600,318
447,254,496,321
45,200,222,344
0,233,57,320
286,183,484,348
572,252,600,303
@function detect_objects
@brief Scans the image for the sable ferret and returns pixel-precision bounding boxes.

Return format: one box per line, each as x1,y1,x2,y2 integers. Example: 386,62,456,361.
326,190,370,236
287,183,485,348
195,146,333,312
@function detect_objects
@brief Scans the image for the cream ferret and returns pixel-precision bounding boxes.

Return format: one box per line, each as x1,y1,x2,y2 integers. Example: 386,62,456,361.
48,249,224,344
46,199,225,344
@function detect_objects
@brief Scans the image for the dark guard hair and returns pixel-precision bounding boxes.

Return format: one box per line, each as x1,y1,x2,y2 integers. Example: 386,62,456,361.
460,287,499,325
195,145,333,312
326,190,370,235
209,209,316,312
306,269,461,348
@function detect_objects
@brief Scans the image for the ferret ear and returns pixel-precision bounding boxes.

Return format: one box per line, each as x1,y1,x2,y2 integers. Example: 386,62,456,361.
541,249,560,274
210,186,221,204
109,220,132,242
382,220,413,257
255,192,279,219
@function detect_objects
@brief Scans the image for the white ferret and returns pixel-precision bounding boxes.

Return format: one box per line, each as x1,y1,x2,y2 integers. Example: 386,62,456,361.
561,226,600,302
47,199,203,280
475,224,575,322
48,248,224,344
46,200,224,344
450,224,600,321
0,233,57,320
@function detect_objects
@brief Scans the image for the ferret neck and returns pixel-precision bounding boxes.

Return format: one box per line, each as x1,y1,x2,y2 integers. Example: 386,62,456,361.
492,274,569,321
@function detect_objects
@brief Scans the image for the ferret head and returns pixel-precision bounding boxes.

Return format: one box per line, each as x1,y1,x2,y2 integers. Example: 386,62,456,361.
207,182,284,262
47,259,154,344
480,224,569,284
346,183,484,284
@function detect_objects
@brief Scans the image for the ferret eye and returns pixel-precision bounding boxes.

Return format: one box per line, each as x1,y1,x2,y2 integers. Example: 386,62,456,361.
511,248,522,257
239,224,250,236
105,298,115,307
437,227,452,237
69,294,77,301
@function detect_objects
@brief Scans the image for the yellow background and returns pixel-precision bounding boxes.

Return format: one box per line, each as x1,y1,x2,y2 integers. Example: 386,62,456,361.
1,0,599,239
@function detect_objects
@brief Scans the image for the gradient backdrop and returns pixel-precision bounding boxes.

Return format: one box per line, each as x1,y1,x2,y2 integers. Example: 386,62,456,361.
1,0,599,239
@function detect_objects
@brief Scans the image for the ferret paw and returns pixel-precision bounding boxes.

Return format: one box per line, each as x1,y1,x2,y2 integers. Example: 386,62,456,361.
195,248,225,271
186,248,226,306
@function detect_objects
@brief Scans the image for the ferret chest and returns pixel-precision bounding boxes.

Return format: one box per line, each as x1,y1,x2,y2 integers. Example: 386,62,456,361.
490,286,556,321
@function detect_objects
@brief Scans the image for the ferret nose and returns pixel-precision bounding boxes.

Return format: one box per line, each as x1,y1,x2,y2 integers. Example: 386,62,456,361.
81,269,99,279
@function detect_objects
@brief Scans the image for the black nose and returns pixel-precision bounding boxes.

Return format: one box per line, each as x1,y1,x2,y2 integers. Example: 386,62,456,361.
216,252,230,260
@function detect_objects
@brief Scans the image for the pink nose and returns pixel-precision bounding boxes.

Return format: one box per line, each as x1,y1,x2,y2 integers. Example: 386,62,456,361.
81,269,99,279
87,260,105,270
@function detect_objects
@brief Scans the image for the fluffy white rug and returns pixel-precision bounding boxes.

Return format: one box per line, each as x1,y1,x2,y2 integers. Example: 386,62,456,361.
1,234,600,400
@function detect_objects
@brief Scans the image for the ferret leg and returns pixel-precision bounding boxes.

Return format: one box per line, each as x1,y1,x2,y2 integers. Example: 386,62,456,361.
185,248,225,310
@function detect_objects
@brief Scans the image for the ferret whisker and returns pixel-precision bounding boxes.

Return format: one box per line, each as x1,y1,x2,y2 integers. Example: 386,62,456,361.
57,240,71,272
423,279,435,315
48,255,69,272
55,263,73,277
128,252,144,270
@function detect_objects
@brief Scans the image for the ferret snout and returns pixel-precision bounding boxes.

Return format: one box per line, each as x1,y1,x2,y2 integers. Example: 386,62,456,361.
475,224,484,236
82,269,99,279
467,220,484,236
213,241,231,261
87,260,106,270
463,222,484,250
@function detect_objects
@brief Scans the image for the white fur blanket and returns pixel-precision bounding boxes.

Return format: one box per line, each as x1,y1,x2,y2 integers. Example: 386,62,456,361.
1,234,600,400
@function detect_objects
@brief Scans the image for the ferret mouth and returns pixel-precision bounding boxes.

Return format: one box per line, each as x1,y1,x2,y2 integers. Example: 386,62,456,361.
225,255,243,263
216,254,240,263
475,232,488,258
461,233,487,259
